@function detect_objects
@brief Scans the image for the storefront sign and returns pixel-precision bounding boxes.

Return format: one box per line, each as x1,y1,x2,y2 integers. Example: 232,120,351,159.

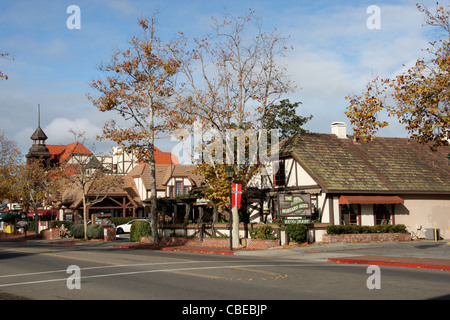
283,218,311,224
278,193,311,217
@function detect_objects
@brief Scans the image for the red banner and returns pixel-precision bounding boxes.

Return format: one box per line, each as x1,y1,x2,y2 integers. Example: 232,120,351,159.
231,183,242,209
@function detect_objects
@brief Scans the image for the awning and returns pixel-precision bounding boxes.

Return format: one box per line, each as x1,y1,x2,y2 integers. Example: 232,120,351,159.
0,213,21,221
339,195,404,205
27,209,54,217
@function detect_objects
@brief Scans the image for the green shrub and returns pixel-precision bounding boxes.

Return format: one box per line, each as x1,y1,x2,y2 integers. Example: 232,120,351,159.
326,224,407,235
250,225,276,240
70,224,85,238
70,224,114,239
285,223,308,243
130,221,152,242
87,225,103,239
111,217,135,227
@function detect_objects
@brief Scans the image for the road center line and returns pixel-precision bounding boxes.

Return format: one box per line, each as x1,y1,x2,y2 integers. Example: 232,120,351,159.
0,260,254,279
0,263,321,288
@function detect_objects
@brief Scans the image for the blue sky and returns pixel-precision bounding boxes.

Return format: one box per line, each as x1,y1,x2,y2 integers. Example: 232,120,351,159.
0,0,441,155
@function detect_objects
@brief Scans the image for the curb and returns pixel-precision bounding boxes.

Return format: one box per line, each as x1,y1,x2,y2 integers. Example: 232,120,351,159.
50,241,77,245
112,244,234,255
328,257,450,271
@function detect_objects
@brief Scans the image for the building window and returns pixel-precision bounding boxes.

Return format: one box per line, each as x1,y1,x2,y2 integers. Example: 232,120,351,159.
374,204,393,225
184,186,190,195
176,182,183,196
340,204,360,225
274,161,286,186
169,186,174,198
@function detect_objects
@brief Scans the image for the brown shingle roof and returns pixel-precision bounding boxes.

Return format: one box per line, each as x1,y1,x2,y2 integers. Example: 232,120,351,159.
128,164,204,191
280,133,450,194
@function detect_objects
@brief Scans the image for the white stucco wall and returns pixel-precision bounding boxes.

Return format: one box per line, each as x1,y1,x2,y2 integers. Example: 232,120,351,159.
395,195,450,240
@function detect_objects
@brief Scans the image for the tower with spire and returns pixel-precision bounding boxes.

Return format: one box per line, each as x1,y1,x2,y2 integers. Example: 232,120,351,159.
26,104,52,168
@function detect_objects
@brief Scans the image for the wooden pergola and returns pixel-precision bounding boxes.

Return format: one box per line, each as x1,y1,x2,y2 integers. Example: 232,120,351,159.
72,193,139,222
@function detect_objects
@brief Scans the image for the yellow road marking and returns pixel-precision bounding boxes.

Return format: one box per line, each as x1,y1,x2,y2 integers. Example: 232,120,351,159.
231,267,281,276
0,247,193,266
165,270,223,280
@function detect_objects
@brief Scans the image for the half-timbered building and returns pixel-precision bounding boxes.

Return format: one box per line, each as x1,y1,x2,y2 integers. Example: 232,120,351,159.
249,122,450,241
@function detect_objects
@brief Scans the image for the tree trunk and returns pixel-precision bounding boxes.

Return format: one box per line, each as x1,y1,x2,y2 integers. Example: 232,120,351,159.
83,196,88,241
211,205,218,237
33,204,39,237
149,138,159,244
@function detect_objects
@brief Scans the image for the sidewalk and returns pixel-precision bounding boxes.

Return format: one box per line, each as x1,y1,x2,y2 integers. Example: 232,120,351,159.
110,239,450,270
234,240,450,271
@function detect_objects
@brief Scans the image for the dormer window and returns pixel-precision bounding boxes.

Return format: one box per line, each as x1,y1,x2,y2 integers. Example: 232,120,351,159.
167,178,191,198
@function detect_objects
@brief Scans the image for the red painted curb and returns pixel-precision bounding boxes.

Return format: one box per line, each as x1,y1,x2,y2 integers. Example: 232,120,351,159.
112,244,234,255
50,241,76,245
328,258,450,271
160,247,235,255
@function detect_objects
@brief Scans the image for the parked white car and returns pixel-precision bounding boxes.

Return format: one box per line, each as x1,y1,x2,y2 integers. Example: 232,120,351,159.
115,219,151,234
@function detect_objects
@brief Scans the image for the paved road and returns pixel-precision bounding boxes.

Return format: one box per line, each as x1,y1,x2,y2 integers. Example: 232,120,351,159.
0,240,449,306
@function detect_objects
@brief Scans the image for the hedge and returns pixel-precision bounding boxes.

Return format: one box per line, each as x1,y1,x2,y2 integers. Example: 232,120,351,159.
110,217,135,227
130,220,152,242
249,225,276,240
285,223,308,243
326,224,407,235
70,224,114,239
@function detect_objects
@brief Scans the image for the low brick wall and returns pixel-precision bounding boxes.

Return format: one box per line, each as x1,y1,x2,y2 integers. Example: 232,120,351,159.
164,237,201,246
242,239,281,250
201,238,282,249
103,228,116,241
321,233,411,243
140,236,201,246
42,228,60,240
203,238,230,248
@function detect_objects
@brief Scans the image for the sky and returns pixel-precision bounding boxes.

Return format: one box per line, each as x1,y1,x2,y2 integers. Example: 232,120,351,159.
0,0,443,157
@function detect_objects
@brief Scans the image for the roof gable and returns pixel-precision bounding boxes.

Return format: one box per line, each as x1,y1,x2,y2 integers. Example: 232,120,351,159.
47,142,93,164
128,164,204,191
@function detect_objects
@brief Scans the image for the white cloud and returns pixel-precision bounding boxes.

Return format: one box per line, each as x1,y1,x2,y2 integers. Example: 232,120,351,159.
278,2,433,137
43,117,102,147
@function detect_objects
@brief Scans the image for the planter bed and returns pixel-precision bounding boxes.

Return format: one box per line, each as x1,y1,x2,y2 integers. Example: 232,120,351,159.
140,236,201,246
321,232,411,243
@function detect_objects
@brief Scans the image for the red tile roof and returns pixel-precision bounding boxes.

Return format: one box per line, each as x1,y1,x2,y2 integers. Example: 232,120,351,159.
47,142,93,165
138,147,179,165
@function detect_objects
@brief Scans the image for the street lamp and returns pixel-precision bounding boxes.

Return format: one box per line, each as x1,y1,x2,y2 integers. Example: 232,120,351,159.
225,166,234,251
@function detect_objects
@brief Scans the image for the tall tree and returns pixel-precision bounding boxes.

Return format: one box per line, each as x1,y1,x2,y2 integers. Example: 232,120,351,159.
170,10,303,247
14,159,57,237
261,99,312,141
88,16,180,243
346,3,450,150
0,130,22,200
58,132,123,241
